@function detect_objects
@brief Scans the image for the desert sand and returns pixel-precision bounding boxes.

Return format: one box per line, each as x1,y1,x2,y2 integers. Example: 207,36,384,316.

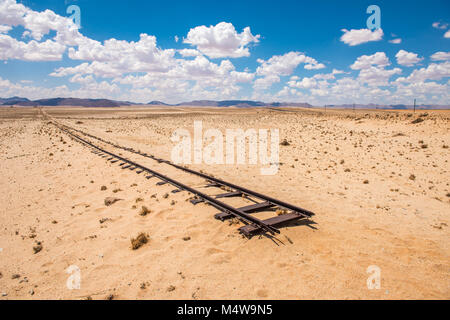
0,105,449,300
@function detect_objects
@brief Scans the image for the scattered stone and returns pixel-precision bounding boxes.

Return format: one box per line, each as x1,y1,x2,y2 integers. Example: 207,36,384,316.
163,193,169,199
409,174,416,181
167,285,176,292
112,188,122,193
183,236,191,241
131,233,149,250
101,186,107,191
29,289,34,296
104,197,121,206
411,117,424,124
170,200,176,205
363,180,369,184
280,139,290,146
11,274,20,279
33,242,43,254
99,218,110,224
139,206,151,216
276,209,288,216
106,294,114,300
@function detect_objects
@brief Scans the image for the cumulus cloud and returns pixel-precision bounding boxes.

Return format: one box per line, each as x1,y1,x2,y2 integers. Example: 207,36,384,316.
0,24,12,33
256,52,324,76
358,66,402,86
395,50,423,67
396,62,450,83
350,52,390,70
445,30,450,38
340,28,383,46
178,48,202,57
0,34,66,61
389,38,402,44
253,51,325,89
432,22,448,30
430,51,450,61
183,22,260,58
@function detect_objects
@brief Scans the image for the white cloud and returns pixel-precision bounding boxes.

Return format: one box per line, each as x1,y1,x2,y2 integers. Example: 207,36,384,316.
432,22,448,30
340,28,383,46
430,51,450,61
256,52,324,76
0,34,66,61
178,48,202,57
358,66,402,86
397,62,450,83
395,50,423,67
254,51,325,89
350,52,390,70
183,22,260,58
304,63,325,70
445,30,450,38
389,38,402,44
0,24,11,33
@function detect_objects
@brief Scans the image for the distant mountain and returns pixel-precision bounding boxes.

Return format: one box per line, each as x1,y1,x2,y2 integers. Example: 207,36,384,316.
0,96,31,105
2,97,133,107
147,100,313,108
148,100,171,106
2,97,448,109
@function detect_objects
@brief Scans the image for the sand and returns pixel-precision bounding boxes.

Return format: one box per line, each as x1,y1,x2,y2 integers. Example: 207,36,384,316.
0,106,449,300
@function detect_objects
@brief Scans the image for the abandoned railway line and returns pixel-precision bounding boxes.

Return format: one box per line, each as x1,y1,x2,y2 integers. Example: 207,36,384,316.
47,118,314,237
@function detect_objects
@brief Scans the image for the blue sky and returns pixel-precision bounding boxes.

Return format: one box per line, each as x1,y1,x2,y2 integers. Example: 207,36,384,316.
0,0,449,105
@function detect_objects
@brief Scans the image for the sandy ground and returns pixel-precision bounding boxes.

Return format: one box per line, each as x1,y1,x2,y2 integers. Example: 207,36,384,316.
0,106,449,300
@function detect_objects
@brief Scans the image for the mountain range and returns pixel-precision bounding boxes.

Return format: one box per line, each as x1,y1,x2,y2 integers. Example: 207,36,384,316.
1,97,448,109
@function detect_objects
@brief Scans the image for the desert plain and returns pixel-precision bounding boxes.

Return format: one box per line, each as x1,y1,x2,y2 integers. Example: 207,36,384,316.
0,105,449,299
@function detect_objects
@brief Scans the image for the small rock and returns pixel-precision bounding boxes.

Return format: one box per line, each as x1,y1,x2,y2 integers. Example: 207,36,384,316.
167,285,176,292
104,197,121,206
131,233,149,250
183,236,191,241
140,206,151,216
101,186,107,191
11,274,20,279
33,242,43,254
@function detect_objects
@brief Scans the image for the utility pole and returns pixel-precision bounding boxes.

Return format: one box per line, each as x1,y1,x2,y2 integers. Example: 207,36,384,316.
414,99,416,113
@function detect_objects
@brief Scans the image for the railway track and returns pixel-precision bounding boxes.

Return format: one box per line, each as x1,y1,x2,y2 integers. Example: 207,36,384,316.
47,117,314,238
